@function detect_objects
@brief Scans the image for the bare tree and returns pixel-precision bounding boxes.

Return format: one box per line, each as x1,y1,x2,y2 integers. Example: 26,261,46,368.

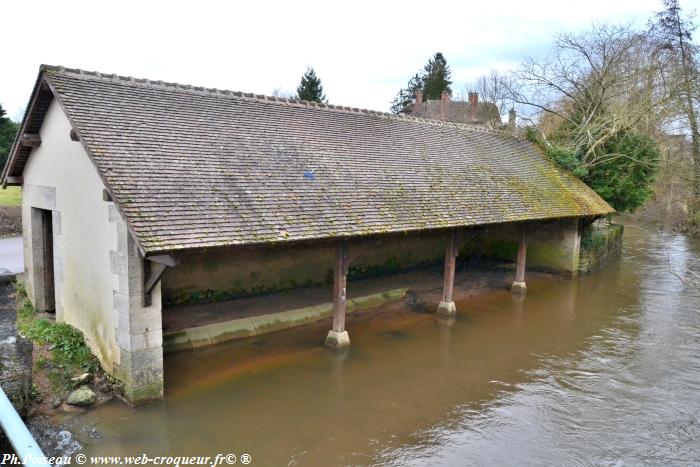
506,23,677,169
465,69,514,119
650,0,700,198
271,87,294,99
668,254,700,289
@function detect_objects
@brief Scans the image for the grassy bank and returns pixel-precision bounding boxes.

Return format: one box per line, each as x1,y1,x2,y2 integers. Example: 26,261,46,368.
15,281,99,390
0,186,21,206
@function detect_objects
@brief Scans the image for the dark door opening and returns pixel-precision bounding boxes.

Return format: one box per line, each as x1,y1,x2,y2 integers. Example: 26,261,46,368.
41,209,55,312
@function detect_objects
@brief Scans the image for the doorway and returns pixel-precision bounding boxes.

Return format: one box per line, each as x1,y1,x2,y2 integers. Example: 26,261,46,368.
32,207,55,312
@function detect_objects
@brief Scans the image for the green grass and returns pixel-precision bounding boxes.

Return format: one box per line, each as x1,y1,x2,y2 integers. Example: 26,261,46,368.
15,281,99,389
0,186,21,206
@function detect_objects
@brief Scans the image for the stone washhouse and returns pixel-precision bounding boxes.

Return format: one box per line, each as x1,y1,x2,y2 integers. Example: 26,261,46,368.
1,66,614,405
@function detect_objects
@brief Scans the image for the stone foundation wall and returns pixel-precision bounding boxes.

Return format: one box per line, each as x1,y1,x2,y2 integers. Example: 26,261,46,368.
472,218,582,275
109,207,164,404
579,222,623,274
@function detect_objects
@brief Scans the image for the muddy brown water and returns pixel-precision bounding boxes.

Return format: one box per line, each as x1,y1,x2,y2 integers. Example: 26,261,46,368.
60,222,700,465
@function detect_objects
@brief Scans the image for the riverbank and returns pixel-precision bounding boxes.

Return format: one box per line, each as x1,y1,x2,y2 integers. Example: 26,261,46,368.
11,281,117,419
0,282,32,453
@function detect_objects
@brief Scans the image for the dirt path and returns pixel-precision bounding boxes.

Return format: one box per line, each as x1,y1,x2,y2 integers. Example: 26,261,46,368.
0,206,21,238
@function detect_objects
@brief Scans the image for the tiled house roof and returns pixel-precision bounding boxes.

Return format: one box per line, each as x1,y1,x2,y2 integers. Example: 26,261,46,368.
409,100,501,125
2,65,613,254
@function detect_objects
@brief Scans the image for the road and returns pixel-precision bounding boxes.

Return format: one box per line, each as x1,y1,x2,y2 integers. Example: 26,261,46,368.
0,237,23,275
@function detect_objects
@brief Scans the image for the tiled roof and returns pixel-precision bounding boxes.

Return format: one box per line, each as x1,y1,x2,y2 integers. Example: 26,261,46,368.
2,65,613,254
409,100,501,125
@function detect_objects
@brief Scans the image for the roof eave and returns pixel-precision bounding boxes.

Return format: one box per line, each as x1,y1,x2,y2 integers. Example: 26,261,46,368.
141,211,617,256
1,66,54,189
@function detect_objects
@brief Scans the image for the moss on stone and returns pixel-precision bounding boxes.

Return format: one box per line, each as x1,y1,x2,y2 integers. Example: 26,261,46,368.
482,239,518,261
122,383,163,406
164,250,441,307
580,222,623,273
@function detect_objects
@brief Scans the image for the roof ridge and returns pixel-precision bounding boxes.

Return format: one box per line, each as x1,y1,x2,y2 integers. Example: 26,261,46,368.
39,64,520,139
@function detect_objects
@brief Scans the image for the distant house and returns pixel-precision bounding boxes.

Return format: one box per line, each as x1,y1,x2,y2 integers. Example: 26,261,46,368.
407,90,502,126
1,65,613,405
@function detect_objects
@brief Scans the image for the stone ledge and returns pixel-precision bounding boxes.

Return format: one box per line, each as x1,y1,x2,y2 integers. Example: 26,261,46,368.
163,287,408,352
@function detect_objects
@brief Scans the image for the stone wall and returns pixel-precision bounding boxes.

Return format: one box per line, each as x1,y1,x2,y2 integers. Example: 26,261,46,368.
21,100,119,371
161,218,583,306
579,222,624,274
472,218,582,275
161,230,449,306
109,220,163,404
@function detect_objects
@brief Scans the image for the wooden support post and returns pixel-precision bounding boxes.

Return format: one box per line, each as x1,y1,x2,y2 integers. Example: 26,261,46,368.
437,229,458,315
332,240,349,333
443,230,457,302
326,240,350,349
511,227,528,294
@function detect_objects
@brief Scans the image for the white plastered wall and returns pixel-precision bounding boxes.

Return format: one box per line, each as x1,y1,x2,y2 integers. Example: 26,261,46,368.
21,99,120,371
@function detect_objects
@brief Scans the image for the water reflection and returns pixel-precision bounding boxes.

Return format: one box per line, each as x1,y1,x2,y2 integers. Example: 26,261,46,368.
66,222,700,465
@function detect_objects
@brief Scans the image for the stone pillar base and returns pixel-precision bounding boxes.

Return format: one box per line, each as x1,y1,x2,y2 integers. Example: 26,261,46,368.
113,346,164,406
122,383,164,406
436,301,457,316
511,281,527,294
325,330,350,349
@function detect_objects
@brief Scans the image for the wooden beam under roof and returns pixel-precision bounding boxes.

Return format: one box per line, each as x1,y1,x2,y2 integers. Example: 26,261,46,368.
20,134,41,148
5,176,23,185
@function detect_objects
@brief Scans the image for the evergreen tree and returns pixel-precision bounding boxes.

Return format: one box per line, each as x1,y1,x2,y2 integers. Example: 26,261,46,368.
586,130,660,212
390,73,423,114
0,104,19,173
421,52,452,101
296,67,327,103
390,52,452,113
525,127,660,213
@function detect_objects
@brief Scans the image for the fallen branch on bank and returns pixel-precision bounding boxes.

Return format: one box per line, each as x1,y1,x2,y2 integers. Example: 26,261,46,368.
668,254,700,289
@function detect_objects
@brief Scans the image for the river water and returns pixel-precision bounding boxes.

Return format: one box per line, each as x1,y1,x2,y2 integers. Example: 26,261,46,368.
62,222,700,465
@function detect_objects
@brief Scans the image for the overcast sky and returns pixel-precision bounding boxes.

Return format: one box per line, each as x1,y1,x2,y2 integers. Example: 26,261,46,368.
1,0,697,120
